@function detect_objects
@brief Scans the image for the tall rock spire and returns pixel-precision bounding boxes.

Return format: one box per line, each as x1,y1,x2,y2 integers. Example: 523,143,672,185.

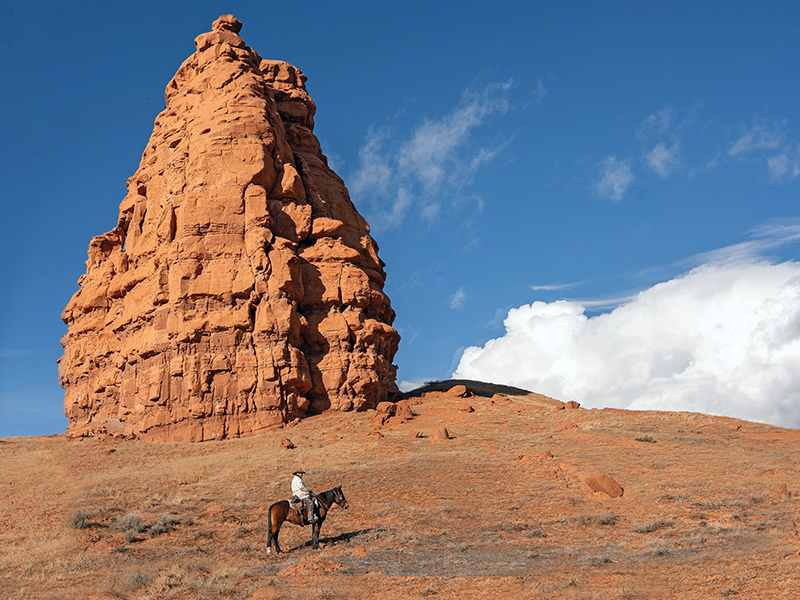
59,15,400,441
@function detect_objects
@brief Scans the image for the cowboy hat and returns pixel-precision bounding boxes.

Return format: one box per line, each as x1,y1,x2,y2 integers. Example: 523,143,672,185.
293,469,306,476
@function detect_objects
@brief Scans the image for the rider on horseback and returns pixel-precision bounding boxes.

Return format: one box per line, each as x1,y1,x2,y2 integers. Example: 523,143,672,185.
291,469,318,523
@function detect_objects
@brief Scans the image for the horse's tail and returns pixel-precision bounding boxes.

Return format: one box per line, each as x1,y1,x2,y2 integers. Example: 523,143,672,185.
266,504,273,553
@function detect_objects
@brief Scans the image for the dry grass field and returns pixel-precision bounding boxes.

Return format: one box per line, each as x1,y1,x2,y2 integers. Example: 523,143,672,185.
3,384,799,599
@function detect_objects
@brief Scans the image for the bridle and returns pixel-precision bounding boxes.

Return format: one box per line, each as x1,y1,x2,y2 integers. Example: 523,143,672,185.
314,487,349,512
333,486,349,509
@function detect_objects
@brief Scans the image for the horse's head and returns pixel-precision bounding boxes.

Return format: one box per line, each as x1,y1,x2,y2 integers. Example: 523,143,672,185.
333,485,349,509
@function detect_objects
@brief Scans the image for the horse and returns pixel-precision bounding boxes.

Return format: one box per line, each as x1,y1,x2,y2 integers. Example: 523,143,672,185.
266,486,348,554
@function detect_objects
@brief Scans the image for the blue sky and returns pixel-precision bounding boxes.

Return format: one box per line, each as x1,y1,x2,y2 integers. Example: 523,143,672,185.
2,1,799,437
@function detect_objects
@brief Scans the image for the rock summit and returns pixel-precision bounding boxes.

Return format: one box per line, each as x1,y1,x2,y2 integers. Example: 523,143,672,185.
59,15,400,441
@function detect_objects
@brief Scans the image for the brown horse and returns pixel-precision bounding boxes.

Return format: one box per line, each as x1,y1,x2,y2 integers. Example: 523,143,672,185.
266,486,348,553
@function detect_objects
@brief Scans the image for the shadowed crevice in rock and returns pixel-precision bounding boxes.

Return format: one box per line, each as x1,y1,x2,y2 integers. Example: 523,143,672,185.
59,15,400,442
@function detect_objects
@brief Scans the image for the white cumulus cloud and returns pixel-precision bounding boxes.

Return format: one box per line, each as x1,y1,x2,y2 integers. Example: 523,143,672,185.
453,227,800,428
594,156,634,201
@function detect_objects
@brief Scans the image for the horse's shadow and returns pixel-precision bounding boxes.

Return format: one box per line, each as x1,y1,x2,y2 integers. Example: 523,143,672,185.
296,527,382,550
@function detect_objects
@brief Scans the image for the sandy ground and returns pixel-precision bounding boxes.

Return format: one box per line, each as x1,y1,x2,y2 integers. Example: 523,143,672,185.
2,388,799,599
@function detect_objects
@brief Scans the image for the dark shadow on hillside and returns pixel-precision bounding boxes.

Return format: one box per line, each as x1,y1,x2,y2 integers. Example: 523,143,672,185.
401,379,533,399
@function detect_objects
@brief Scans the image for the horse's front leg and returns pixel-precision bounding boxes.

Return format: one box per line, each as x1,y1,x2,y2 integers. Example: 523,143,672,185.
311,522,320,549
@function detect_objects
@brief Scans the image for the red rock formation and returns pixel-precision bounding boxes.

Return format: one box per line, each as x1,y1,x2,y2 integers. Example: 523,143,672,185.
59,15,400,441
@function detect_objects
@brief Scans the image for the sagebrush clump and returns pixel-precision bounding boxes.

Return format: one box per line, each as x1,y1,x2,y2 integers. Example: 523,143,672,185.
116,512,147,542
71,510,92,529
150,514,181,537
632,519,673,534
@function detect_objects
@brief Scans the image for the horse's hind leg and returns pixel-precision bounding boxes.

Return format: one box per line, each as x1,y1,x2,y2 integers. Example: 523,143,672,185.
266,505,284,554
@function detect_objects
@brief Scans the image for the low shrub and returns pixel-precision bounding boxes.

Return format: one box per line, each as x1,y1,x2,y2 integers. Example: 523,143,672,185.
149,514,181,537
123,570,151,590
596,513,619,526
528,526,547,538
124,529,140,543
116,513,146,533
632,519,673,534
71,511,92,529
577,513,618,526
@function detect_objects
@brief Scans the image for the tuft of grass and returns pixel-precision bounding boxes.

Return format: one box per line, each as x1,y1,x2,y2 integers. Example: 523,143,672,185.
124,529,139,543
635,435,657,443
122,570,151,591
721,587,739,596
660,494,689,504
577,513,618,526
617,586,638,599
235,524,255,539
596,513,619,526
632,519,673,534
149,514,180,537
71,510,92,529
528,526,547,538
116,512,146,533
115,512,147,542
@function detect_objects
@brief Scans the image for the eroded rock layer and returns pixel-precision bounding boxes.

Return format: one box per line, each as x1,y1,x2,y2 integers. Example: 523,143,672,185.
59,15,400,441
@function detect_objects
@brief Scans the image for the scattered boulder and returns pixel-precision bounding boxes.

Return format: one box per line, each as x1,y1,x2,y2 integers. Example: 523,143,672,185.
771,483,790,498
448,384,469,397
585,472,624,498
246,588,279,600
565,401,581,409
431,425,452,441
279,438,295,450
457,403,474,413
538,450,553,461
376,402,397,416
396,400,416,419
371,413,391,428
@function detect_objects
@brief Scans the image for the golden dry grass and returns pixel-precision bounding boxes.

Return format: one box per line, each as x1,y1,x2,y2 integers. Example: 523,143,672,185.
2,391,799,599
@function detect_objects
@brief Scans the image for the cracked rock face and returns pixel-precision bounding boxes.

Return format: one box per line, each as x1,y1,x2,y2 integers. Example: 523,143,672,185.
59,15,400,442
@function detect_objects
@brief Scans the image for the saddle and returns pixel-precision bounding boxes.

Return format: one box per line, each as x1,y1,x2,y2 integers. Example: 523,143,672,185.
289,495,318,523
